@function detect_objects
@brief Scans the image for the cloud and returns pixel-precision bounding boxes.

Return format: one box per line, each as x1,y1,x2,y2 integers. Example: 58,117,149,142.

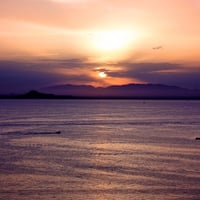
49,0,93,3
0,59,200,94
0,60,95,94
0,0,114,30
109,62,200,89
39,59,200,90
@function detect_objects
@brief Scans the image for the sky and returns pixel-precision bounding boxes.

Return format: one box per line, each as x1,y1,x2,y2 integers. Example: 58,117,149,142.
0,0,200,94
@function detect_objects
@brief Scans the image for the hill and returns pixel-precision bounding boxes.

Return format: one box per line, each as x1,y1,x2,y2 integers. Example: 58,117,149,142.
39,83,200,99
1,84,200,99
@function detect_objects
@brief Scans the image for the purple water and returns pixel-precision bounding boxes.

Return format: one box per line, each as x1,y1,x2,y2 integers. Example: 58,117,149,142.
0,100,200,199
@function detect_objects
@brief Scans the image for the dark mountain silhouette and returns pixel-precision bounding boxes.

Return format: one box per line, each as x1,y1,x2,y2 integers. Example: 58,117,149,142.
1,84,200,99
19,90,56,99
0,90,73,99
39,83,200,99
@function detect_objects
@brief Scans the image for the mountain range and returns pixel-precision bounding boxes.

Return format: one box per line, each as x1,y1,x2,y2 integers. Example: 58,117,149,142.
37,83,200,99
1,83,200,99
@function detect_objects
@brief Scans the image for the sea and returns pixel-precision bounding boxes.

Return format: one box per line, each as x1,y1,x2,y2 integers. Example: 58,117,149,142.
0,100,200,200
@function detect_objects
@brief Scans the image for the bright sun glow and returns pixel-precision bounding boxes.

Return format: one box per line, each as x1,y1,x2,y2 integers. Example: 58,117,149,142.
98,71,107,78
92,30,134,51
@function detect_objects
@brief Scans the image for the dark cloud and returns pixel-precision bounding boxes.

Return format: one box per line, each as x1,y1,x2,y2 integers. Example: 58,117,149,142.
39,58,98,70
0,59,200,94
0,60,95,94
93,68,111,73
109,62,200,89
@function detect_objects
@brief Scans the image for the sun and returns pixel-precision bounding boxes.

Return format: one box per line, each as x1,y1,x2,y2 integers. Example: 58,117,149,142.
92,30,133,52
98,71,107,78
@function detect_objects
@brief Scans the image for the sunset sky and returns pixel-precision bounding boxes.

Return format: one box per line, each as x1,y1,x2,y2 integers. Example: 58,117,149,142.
0,0,200,94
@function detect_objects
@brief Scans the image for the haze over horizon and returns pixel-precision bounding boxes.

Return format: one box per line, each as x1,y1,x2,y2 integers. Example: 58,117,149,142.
0,0,200,94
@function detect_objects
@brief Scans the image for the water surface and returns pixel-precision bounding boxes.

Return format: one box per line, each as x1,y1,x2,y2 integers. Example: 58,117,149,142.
0,100,200,199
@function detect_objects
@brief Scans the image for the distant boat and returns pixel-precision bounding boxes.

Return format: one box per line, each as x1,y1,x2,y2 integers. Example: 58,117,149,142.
24,131,61,135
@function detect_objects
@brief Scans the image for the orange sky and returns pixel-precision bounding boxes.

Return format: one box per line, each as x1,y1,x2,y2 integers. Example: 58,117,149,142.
0,0,200,92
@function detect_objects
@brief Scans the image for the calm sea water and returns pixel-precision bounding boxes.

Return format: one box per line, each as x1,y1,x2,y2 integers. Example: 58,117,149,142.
0,100,200,200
